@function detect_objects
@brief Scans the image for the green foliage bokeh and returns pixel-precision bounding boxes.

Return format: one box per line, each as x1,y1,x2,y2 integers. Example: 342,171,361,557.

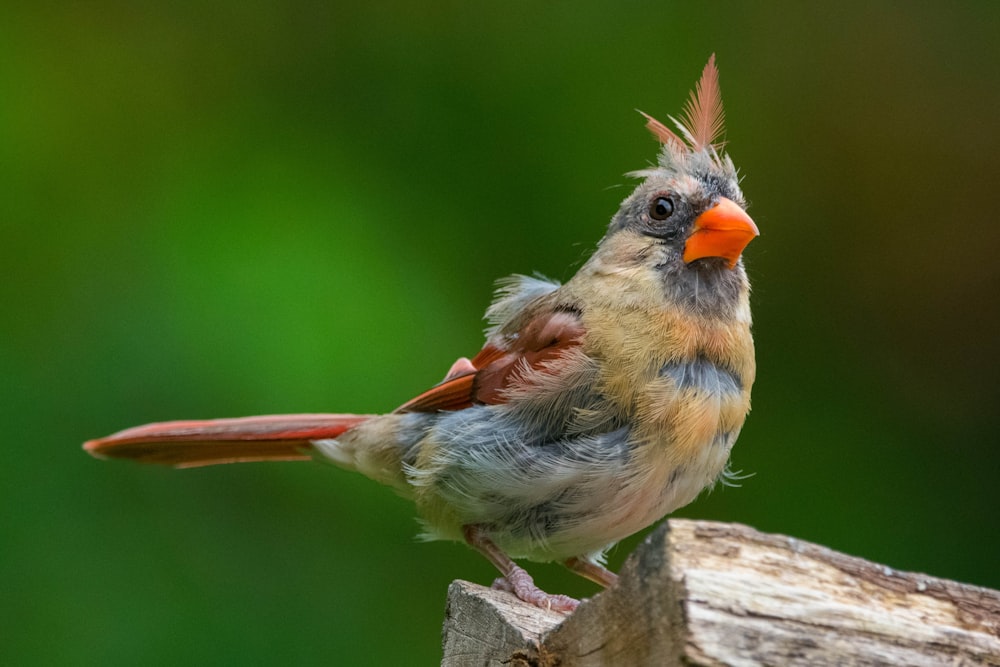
3,3,999,664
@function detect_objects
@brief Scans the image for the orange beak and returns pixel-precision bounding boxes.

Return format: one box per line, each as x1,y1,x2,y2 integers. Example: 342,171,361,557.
683,197,759,268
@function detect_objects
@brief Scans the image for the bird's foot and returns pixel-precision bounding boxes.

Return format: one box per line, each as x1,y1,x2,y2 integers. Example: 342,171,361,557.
463,524,579,613
491,567,579,613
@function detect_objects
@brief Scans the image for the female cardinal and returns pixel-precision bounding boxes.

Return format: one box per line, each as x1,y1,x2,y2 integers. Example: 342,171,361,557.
85,55,758,613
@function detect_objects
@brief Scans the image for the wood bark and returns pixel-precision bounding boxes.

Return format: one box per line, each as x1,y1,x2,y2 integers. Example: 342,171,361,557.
441,519,1000,666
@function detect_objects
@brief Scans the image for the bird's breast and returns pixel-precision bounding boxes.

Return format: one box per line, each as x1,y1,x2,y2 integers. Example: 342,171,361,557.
579,299,754,524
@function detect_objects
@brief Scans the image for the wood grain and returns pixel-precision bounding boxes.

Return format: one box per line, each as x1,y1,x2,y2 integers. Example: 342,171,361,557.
441,519,1000,666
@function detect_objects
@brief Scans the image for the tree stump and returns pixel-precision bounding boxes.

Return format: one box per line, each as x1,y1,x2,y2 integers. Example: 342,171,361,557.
441,519,1000,666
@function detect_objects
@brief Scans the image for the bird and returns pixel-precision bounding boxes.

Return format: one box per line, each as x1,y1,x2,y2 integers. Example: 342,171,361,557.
84,55,758,613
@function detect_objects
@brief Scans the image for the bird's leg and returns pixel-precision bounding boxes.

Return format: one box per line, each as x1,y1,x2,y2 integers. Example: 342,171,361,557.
462,525,579,613
564,557,619,588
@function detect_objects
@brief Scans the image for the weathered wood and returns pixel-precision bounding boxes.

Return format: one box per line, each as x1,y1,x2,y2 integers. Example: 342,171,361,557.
441,519,1000,666
442,581,565,666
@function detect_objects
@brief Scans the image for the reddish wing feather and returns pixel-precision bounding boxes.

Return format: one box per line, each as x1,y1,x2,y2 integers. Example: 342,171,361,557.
394,372,478,412
473,310,585,404
395,310,586,413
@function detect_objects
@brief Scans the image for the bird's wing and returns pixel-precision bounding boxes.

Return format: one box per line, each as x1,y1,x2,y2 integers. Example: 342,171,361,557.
394,309,585,413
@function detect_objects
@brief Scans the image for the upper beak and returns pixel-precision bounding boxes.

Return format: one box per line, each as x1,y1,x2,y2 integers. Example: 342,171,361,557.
683,197,759,268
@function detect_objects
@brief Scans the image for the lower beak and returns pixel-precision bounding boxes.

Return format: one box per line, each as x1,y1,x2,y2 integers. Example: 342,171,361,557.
683,197,759,268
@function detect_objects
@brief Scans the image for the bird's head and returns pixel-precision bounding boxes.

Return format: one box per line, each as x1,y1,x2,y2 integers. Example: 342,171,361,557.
590,55,758,316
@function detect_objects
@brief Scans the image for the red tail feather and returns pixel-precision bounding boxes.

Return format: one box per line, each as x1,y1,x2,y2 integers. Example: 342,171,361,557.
84,414,373,468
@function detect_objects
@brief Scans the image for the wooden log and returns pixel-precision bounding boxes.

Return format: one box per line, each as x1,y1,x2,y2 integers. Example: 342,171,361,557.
441,519,1000,666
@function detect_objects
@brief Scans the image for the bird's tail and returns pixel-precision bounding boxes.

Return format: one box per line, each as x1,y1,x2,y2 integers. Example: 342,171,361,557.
83,414,374,469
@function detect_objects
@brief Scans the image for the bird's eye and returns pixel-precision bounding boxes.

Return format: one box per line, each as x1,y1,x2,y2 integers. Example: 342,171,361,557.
649,197,674,221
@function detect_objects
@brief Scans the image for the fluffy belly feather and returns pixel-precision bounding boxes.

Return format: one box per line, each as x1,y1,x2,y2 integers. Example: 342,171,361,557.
405,356,747,563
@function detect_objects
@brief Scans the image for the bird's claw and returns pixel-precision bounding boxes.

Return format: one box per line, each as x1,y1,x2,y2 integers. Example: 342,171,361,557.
492,571,579,613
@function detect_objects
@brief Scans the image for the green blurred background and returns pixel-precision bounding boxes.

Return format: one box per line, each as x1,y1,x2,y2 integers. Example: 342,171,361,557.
3,2,999,664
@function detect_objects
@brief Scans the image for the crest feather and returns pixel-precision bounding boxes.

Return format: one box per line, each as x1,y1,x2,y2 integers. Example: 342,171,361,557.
639,109,684,148
642,55,726,152
679,53,725,150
